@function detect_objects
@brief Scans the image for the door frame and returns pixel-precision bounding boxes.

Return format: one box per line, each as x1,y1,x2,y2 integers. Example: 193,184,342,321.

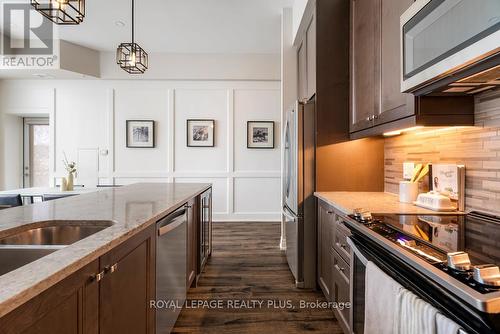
23,117,50,188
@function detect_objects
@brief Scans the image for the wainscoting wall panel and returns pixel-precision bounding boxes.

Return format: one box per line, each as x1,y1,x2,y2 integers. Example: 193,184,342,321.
385,90,500,215
0,80,281,221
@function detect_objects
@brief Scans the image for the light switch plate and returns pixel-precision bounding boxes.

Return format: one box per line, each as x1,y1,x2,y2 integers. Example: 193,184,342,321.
403,162,415,180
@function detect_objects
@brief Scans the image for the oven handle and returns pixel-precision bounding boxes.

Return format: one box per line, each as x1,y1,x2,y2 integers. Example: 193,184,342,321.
347,237,367,265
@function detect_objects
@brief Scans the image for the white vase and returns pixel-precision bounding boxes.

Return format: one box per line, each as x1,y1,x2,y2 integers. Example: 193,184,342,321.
61,177,68,192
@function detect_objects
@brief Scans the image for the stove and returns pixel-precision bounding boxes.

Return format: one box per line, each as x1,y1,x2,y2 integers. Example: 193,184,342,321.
351,211,500,294
347,210,500,311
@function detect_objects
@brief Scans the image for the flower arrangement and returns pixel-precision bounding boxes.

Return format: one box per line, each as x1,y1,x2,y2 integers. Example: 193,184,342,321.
62,152,77,191
63,152,77,175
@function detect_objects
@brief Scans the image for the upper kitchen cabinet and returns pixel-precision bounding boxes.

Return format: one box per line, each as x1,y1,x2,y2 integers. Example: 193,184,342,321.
378,0,415,125
295,0,351,145
349,0,381,133
349,0,476,139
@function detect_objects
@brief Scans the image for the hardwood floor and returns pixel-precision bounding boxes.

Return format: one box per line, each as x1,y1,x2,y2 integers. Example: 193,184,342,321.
172,222,343,334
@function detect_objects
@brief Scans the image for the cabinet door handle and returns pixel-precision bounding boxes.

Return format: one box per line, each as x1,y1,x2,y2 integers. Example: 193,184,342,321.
91,270,106,282
327,210,334,214
110,263,118,273
334,264,345,273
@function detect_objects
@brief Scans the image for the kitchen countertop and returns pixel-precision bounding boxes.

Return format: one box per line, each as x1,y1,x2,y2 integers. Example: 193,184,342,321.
0,182,211,318
314,191,458,216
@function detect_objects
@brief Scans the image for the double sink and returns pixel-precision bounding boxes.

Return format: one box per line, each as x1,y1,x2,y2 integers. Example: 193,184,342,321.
0,221,113,276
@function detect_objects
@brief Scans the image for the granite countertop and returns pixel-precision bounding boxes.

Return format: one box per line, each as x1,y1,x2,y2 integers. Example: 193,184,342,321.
0,183,211,318
314,191,457,216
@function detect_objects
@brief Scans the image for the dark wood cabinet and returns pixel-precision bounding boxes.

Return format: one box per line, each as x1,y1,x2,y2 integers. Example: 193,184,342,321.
349,0,381,133
99,225,156,334
186,198,197,288
349,0,474,138
298,40,308,101
317,199,353,334
0,260,99,334
378,0,415,125
317,199,335,301
0,191,213,334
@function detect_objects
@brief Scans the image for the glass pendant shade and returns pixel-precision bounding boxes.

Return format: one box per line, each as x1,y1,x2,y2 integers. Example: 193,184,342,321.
31,0,85,25
116,43,148,74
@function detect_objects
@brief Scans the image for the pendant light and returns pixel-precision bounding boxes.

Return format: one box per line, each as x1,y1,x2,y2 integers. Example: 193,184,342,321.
31,0,85,25
116,0,148,74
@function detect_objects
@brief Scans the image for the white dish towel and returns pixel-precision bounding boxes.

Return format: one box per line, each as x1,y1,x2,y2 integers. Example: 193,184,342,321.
364,261,403,334
364,261,465,334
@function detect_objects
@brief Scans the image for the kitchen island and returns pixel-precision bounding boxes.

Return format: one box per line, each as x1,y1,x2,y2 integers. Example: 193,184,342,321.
0,183,212,334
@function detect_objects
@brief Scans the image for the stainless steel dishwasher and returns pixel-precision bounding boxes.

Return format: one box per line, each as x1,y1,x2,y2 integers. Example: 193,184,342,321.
156,205,187,334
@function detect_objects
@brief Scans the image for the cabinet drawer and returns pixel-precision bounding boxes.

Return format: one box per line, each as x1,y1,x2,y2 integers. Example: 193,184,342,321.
333,219,351,262
331,249,351,334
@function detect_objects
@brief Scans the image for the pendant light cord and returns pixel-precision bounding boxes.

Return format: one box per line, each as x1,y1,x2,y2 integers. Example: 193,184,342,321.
131,0,135,44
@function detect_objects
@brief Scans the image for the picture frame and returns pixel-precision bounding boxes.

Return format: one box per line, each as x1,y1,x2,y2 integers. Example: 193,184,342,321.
126,120,155,148
187,119,215,147
247,121,275,149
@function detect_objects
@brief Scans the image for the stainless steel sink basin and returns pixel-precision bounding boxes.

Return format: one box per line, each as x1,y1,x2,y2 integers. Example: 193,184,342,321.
0,221,113,276
0,221,113,246
0,246,61,276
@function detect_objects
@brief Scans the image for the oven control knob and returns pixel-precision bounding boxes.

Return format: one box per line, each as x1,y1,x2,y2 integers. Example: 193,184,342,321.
353,208,372,222
447,252,472,271
473,265,500,286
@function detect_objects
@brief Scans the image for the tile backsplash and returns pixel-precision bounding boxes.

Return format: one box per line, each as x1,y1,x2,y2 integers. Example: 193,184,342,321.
385,89,500,215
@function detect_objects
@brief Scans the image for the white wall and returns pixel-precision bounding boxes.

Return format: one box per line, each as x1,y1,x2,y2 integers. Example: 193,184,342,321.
0,80,281,221
293,0,310,41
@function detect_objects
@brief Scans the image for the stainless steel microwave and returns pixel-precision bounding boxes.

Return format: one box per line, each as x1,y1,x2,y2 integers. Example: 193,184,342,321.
400,0,500,93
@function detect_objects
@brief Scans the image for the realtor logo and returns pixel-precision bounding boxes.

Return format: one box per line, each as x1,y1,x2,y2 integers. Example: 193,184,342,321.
1,3,57,69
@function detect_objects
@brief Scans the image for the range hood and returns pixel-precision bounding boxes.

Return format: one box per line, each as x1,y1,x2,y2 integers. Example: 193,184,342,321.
400,0,500,96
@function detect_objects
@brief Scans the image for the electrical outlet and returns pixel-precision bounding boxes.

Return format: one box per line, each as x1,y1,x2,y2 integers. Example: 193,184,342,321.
403,162,415,180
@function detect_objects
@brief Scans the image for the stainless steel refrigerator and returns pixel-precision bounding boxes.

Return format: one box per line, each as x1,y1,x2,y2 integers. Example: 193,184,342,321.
282,99,316,289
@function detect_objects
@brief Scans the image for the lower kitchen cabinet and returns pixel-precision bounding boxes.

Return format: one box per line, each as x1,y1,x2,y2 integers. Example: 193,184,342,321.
0,225,156,334
317,199,335,300
332,247,351,334
99,225,156,334
317,199,353,334
0,260,99,334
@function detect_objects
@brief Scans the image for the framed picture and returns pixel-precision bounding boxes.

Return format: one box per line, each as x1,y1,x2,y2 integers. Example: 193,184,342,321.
247,121,274,149
187,119,215,147
126,120,155,148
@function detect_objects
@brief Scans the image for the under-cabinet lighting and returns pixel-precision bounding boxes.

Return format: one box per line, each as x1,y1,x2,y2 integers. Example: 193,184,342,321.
383,126,423,137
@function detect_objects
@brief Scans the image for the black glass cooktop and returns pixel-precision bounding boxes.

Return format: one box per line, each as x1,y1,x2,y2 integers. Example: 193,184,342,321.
350,211,500,294
372,212,500,266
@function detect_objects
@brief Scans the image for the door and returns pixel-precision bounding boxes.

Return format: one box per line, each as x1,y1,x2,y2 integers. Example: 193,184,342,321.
350,0,381,133
23,118,49,188
317,201,334,301
100,226,156,334
298,42,307,101
283,104,298,214
378,0,415,125
306,14,316,99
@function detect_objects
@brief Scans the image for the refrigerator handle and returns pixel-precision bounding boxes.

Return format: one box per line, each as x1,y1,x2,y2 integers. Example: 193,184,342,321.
283,205,297,222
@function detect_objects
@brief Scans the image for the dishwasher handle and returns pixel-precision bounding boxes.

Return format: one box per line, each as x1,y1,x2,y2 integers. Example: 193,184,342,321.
157,207,187,236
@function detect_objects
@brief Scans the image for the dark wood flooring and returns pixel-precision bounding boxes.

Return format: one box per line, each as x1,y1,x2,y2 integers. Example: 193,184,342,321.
172,222,343,333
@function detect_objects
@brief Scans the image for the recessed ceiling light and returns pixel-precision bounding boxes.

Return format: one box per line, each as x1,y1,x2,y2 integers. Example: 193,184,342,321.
115,20,126,27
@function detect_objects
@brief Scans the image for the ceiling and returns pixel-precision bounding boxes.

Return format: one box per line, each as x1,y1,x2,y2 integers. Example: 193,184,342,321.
1,0,293,54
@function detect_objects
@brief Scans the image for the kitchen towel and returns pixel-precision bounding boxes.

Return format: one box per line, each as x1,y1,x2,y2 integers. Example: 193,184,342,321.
436,313,463,334
364,261,403,334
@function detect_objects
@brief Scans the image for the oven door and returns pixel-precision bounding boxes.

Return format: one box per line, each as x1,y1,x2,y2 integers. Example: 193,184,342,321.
400,0,500,93
347,234,499,334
